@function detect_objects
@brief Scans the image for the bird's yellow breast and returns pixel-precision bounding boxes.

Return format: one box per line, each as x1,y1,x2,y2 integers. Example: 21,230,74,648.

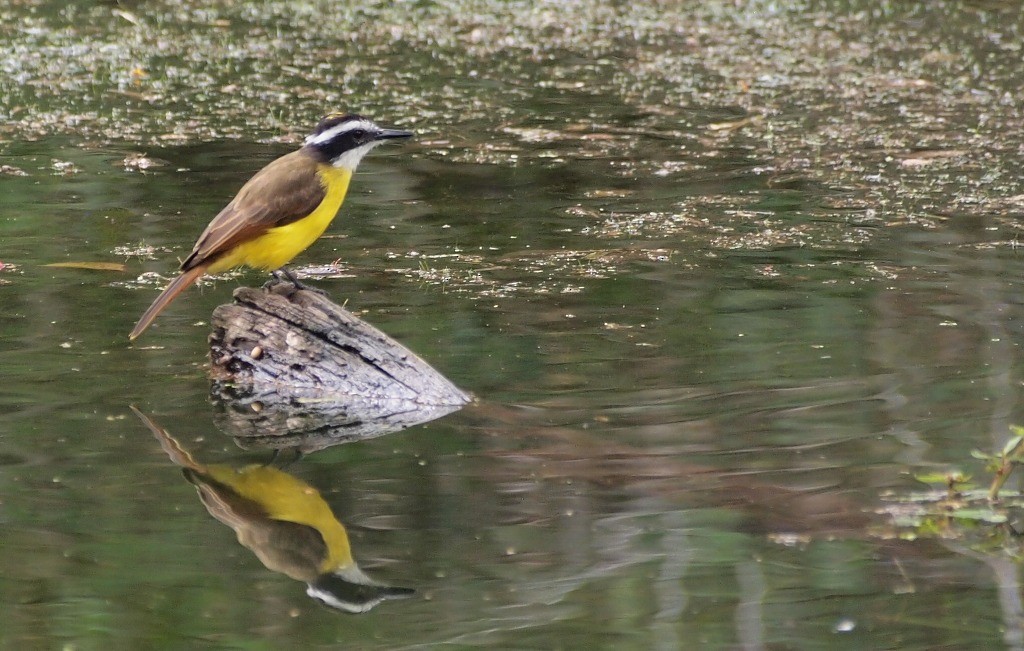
205,464,354,573
208,165,352,273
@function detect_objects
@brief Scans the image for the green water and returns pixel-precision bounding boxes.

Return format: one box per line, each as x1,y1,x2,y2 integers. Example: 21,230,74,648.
4,0,1024,648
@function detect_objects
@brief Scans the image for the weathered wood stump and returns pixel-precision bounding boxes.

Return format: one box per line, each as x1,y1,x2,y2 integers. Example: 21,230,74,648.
208,280,471,451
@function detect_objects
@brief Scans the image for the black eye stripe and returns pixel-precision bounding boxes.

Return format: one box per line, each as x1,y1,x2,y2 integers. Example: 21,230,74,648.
308,127,378,162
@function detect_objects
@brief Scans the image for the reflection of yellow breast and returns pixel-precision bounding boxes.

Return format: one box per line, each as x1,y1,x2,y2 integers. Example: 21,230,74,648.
208,165,352,273
205,464,354,573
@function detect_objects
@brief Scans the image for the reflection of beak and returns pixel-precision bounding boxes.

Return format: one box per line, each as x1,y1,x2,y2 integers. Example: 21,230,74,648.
307,565,415,614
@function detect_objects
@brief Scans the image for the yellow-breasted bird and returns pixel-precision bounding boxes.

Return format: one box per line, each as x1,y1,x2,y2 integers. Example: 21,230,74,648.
128,114,413,340
132,406,414,613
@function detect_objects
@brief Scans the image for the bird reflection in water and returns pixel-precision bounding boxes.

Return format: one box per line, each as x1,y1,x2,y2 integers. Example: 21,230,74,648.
132,406,414,613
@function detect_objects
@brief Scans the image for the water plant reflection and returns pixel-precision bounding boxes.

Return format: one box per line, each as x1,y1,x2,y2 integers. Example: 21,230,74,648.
132,406,413,613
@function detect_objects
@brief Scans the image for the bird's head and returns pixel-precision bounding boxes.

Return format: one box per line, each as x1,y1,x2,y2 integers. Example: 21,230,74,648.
304,113,412,171
306,567,415,614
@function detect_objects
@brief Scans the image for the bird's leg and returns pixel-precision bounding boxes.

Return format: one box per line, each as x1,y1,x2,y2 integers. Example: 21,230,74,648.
265,447,304,468
264,269,296,295
270,267,328,296
274,266,305,287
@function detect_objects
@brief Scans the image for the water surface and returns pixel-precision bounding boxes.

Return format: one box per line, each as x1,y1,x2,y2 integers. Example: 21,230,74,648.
3,0,1024,648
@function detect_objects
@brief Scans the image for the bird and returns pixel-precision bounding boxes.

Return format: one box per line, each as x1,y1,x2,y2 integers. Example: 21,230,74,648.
131,405,415,613
128,113,413,340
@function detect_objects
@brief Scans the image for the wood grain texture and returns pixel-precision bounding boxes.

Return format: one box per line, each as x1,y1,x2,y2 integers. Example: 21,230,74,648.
208,280,471,451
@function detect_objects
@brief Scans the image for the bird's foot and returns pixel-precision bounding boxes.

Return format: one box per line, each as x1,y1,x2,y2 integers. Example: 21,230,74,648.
269,268,328,296
262,272,296,296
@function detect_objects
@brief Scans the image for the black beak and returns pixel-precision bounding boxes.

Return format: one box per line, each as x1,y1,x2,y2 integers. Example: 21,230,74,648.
376,128,414,141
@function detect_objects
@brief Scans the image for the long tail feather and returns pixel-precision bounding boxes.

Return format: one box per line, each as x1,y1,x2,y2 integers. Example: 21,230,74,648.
128,264,208,340
129,405,203,471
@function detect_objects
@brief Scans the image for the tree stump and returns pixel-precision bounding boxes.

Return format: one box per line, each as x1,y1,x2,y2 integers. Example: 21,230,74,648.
208,280,471,450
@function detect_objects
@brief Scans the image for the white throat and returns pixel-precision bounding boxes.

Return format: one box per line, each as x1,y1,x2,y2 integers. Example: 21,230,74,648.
332,141,381,171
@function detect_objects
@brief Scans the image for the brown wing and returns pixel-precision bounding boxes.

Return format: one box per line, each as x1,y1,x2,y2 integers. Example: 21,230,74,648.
181,149,326,271
182,468,328,581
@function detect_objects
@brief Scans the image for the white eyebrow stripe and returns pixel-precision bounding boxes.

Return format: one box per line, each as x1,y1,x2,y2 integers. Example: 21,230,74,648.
305,119,376,145
306,584,375,613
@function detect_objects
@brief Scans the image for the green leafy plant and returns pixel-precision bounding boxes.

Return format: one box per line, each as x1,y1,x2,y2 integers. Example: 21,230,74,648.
971,427,1024,501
